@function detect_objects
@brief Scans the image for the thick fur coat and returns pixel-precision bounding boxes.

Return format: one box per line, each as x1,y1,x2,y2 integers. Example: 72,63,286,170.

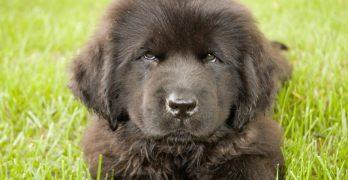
70,0,292,179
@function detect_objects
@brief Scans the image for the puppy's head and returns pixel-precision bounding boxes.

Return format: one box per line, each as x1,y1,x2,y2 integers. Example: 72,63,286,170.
70,0,280,141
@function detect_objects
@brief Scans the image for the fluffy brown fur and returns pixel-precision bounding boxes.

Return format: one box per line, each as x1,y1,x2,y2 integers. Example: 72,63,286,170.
70,0,292,179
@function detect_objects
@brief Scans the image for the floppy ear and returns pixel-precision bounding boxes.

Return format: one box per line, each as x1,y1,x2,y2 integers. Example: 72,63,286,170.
70,23,123,130
233,32,291,129
70,0,134,130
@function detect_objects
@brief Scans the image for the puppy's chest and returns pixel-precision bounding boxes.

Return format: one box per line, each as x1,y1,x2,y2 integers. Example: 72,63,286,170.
122,148,230,179
142,153,204,179
166,156,196,179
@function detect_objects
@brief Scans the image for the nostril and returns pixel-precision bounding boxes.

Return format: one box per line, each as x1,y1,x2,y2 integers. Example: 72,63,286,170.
169,102,180,110
185,101,197,111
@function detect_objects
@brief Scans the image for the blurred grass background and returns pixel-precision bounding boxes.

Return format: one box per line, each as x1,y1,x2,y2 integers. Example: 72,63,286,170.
0,0,347,179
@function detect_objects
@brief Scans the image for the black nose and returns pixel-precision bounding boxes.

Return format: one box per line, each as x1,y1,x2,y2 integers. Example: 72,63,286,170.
168,100,197,112
166,93,198,118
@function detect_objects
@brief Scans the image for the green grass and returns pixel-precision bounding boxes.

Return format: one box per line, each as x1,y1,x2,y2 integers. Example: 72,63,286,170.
0,0,347,179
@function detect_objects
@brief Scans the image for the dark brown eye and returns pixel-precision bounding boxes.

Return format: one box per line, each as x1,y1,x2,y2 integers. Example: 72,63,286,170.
143,53,158,61
205,53,217,63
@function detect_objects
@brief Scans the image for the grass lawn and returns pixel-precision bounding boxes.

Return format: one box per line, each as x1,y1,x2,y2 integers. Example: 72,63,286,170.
1,0,347,179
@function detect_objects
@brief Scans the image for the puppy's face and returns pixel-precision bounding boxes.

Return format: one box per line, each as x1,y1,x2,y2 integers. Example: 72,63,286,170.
112,0,250,139
71,0,275,142
127,44,240,139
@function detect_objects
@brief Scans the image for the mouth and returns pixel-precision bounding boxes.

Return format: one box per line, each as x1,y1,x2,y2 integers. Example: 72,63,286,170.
161,130,196,143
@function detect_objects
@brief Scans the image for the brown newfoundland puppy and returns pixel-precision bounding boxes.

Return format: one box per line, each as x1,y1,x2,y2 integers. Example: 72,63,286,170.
70,0,292,179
